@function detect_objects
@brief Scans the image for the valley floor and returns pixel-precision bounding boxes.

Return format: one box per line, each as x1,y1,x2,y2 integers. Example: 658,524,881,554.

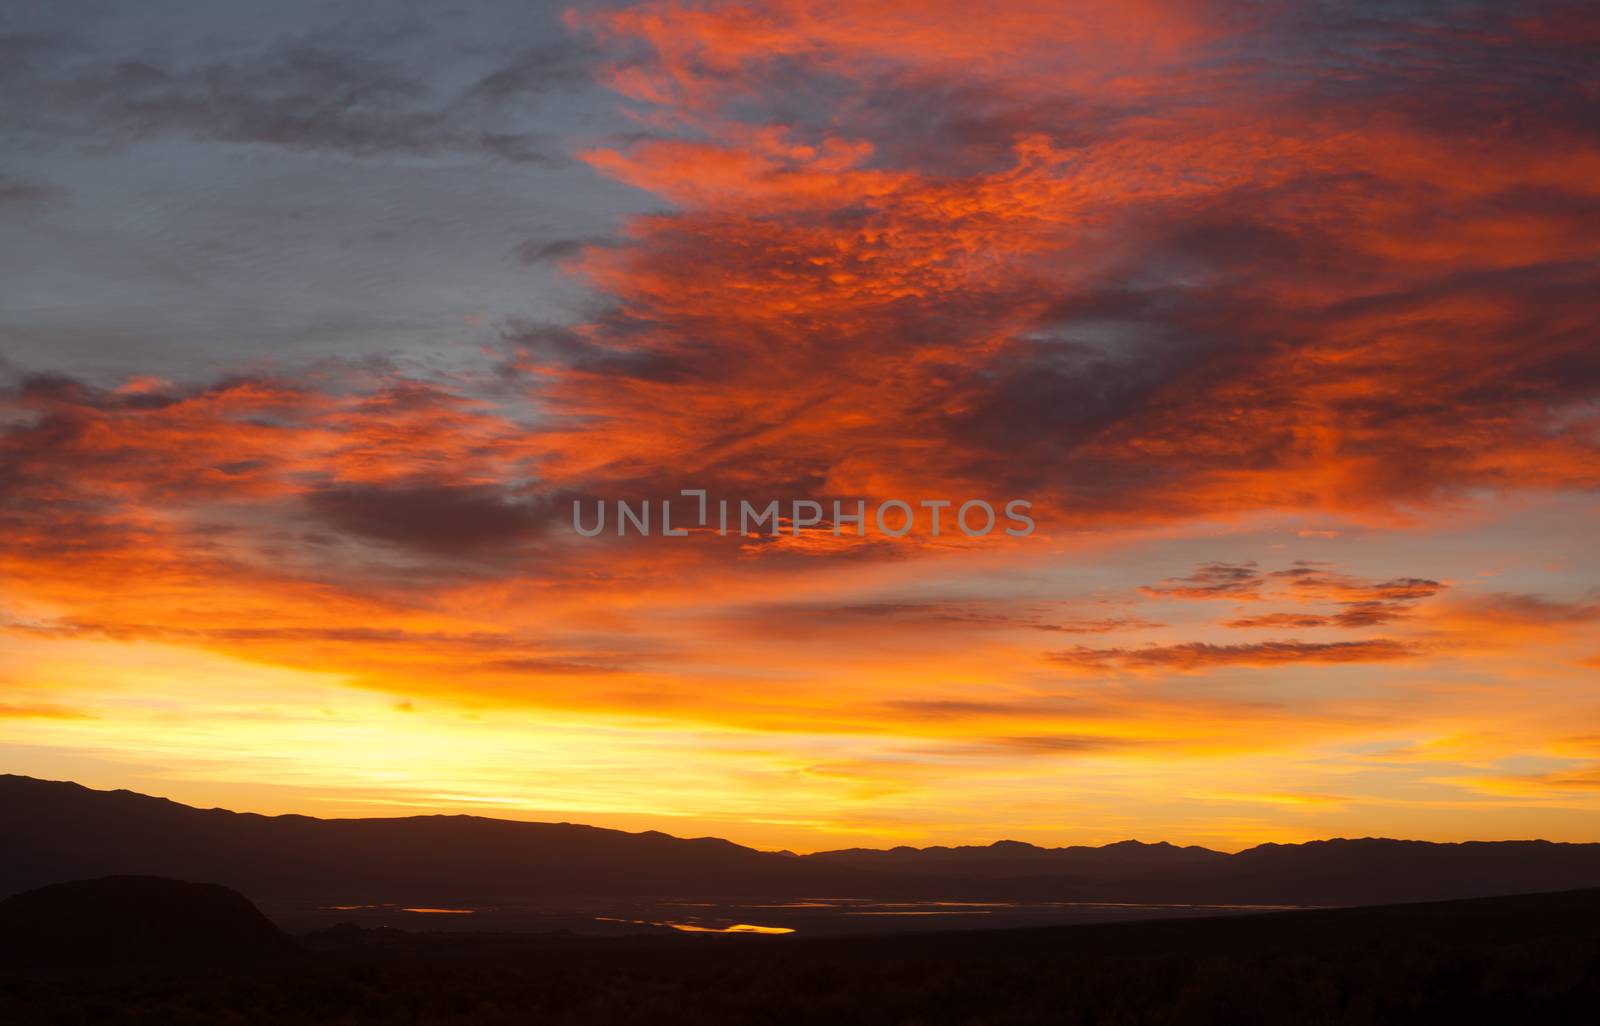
3,888,1597,1025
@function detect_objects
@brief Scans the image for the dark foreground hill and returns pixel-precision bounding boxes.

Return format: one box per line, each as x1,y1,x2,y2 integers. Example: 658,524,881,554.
2,887,1597,1025
6,774,1600,907
0,876,294,967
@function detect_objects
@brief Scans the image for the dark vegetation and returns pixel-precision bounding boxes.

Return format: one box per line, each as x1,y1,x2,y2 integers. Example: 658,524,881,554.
1,886,1597,1025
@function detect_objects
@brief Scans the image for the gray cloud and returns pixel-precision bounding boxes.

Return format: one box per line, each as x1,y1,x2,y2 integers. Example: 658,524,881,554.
2,41,577,164
0,177,63,207
304,483,561,555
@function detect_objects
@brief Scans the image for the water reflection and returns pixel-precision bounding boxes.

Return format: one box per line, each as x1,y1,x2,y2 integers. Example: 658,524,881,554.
285,898,1311,938
664,922,795,935
595,915,793,934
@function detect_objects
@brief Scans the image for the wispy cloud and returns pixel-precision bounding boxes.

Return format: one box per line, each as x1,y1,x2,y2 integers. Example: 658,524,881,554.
1051,639,1419,671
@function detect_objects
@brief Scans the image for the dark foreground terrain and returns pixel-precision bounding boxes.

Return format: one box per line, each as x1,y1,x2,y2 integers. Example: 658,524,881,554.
3,887,1597,1025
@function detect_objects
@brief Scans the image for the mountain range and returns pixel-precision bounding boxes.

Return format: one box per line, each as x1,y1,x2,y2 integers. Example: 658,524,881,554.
5,774,1599,907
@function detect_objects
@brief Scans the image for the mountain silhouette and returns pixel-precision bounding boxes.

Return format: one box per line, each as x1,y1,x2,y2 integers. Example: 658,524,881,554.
0,875,294,967
811,837,1231,876
5,774,1600,907
0,775,857,903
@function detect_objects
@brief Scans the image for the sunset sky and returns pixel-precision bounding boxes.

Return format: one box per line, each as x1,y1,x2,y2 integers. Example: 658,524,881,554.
2,0,1597,853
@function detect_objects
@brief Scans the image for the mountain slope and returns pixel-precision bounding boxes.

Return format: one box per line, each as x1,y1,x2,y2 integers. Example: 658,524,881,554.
0,875,294,966
5,774,1600,906
810,834,1600,904
0,775,862,902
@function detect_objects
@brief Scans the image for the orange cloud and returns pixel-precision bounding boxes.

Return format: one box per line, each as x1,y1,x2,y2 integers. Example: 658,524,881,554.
1141,563,1262,600
0,703,92,720
1051,639,1418,672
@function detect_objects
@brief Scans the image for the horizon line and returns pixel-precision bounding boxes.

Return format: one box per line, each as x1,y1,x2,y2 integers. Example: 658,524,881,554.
5,772,1592,857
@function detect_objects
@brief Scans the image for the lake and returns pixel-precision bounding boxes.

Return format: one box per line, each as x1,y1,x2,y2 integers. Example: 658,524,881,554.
263,896,1308,937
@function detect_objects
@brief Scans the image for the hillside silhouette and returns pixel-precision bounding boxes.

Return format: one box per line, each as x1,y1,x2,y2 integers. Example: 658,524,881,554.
5,774,1600,907
0,876,294,967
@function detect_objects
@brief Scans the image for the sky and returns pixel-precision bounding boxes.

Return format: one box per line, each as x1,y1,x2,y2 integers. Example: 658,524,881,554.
1,0,1597,853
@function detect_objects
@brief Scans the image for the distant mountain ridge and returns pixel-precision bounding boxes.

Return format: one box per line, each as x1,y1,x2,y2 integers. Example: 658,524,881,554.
0,774,840,904
811,837,1232,876
5,774,1600,907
